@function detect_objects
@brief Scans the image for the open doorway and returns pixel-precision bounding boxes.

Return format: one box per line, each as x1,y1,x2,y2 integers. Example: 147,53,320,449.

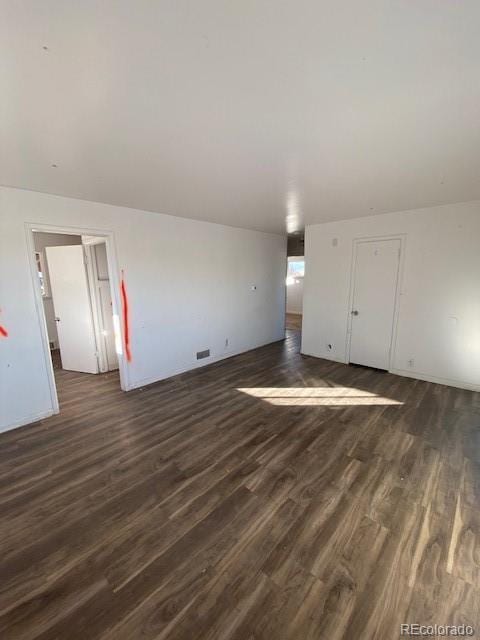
28,226,126,415
286,256,304,331
285,234,304,335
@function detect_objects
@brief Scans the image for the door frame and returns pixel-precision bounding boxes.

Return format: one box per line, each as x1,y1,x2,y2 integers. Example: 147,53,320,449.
345,233,406,372
83,241,113,374
83,242,107,373
25,222,129,416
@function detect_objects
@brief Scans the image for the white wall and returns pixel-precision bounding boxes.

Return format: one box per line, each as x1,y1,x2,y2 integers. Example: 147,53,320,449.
0,187,286,432
302,202,480,391
33,232,82,347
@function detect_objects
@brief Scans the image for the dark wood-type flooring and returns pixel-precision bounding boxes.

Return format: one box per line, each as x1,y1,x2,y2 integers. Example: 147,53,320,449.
1,328,479,639
50,348,62,371
285,313,302,331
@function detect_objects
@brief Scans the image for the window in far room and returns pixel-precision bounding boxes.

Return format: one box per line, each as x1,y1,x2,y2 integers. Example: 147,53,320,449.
286,257,305,285
35,250,49,297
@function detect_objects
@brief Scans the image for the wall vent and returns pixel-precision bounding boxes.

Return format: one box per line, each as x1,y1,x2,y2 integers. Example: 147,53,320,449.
196,349,210,360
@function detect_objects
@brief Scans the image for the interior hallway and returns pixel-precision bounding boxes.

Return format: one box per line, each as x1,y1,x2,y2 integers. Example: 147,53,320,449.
0,327,478,639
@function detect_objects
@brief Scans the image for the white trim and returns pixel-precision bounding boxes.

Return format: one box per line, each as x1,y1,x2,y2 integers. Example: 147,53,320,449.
84,244,107,373
300,351,346,364
298,352,480,392
25,223,129,420
0,410,56,434
25,224,60,415
103,234,127,384
390,368,480,392
82,235,106,246
128,338,284,390
345,233,406,371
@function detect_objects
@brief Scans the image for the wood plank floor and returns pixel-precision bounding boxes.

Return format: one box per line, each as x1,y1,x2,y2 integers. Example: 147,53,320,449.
285,313,302,331
1,328,479,639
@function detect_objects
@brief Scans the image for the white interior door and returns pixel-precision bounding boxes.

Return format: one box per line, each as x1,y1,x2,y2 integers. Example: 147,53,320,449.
349,239,400,370
46,245,99,373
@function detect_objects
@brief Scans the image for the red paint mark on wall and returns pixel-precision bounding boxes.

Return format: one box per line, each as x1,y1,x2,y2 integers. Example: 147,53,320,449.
120,271,132,362
0,309,7,337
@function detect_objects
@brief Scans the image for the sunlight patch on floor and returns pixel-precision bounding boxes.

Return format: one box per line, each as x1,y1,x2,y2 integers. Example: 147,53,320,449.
237,387,403,406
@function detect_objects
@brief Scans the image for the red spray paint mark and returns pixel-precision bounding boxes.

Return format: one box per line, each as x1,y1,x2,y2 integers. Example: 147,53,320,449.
0,309,7,337
120,271,132,362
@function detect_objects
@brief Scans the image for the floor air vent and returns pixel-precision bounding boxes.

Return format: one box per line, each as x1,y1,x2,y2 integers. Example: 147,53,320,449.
196,349,210,360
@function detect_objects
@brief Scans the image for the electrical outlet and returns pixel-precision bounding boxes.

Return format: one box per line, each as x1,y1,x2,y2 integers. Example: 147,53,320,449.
225,338,229,348
407,358,415,368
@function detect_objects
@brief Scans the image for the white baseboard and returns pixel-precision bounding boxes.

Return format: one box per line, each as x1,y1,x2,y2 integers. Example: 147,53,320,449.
389,368,480,392
0,408,56,434
127,337,285,391
5,338,285,431
300,350,347,364
300,352,480,392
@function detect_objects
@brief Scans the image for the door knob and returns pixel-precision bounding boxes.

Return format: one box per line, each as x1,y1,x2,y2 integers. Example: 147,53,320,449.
351,310,359,316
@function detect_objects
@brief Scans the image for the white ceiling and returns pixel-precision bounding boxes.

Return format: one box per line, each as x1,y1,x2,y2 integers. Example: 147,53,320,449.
2,1,480,234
